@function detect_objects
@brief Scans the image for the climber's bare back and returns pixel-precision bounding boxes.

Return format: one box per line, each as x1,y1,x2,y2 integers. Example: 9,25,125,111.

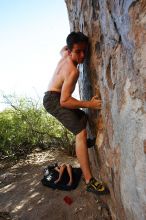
48,56,79,96
46,42,102,110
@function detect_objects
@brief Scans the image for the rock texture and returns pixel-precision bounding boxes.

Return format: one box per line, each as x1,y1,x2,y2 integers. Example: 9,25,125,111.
65,1,146,220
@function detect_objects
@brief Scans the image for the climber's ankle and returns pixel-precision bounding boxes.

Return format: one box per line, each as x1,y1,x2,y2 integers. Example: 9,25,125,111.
85,177,92,184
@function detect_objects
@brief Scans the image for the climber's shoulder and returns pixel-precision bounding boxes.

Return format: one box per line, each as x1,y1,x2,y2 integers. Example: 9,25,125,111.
63,57,79,78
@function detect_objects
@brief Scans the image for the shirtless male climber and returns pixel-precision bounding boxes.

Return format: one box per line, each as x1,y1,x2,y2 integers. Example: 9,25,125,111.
43,32,109,195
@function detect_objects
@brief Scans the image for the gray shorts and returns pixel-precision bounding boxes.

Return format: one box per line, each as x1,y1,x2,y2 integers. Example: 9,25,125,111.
43,91,87,135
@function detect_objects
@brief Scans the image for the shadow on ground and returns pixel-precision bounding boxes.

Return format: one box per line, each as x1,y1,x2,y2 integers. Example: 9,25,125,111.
0,148,111,220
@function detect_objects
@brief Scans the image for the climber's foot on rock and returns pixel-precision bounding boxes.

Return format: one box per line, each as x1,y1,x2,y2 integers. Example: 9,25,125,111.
87,138,96,148
86,177,109,195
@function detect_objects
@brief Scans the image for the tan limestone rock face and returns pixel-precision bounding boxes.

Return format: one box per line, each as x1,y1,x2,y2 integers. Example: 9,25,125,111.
65,0,146,219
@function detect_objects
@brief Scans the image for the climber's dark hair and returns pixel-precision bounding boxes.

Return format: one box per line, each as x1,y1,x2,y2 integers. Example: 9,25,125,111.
66,32,89,50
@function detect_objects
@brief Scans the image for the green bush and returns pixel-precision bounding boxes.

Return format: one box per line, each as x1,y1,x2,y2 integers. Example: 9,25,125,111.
0,94,75,160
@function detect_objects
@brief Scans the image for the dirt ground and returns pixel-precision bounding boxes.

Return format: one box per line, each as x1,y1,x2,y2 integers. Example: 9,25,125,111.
0,148,111,220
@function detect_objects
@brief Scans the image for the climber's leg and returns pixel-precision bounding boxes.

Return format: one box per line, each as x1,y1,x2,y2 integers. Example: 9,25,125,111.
75,129,92,183
75,129,109,195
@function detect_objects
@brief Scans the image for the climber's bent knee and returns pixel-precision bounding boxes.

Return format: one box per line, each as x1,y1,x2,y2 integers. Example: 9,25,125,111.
43,91,88,135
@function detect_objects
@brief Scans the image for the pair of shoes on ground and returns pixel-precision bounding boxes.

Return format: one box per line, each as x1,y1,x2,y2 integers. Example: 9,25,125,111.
86,177,109,195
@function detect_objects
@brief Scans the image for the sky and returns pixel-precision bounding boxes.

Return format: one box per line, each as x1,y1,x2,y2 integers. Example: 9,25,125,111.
0,0,79,110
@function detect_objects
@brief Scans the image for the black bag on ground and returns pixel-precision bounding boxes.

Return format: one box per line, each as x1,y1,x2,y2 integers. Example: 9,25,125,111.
41,163,82,191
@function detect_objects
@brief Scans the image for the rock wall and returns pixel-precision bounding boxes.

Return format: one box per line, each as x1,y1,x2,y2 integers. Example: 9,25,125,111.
65,1,146,219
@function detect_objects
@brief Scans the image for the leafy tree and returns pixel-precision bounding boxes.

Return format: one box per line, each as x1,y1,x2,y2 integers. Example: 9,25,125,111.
0,94,75,160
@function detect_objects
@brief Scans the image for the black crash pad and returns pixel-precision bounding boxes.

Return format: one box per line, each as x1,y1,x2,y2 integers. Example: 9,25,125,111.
41,165,82,191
